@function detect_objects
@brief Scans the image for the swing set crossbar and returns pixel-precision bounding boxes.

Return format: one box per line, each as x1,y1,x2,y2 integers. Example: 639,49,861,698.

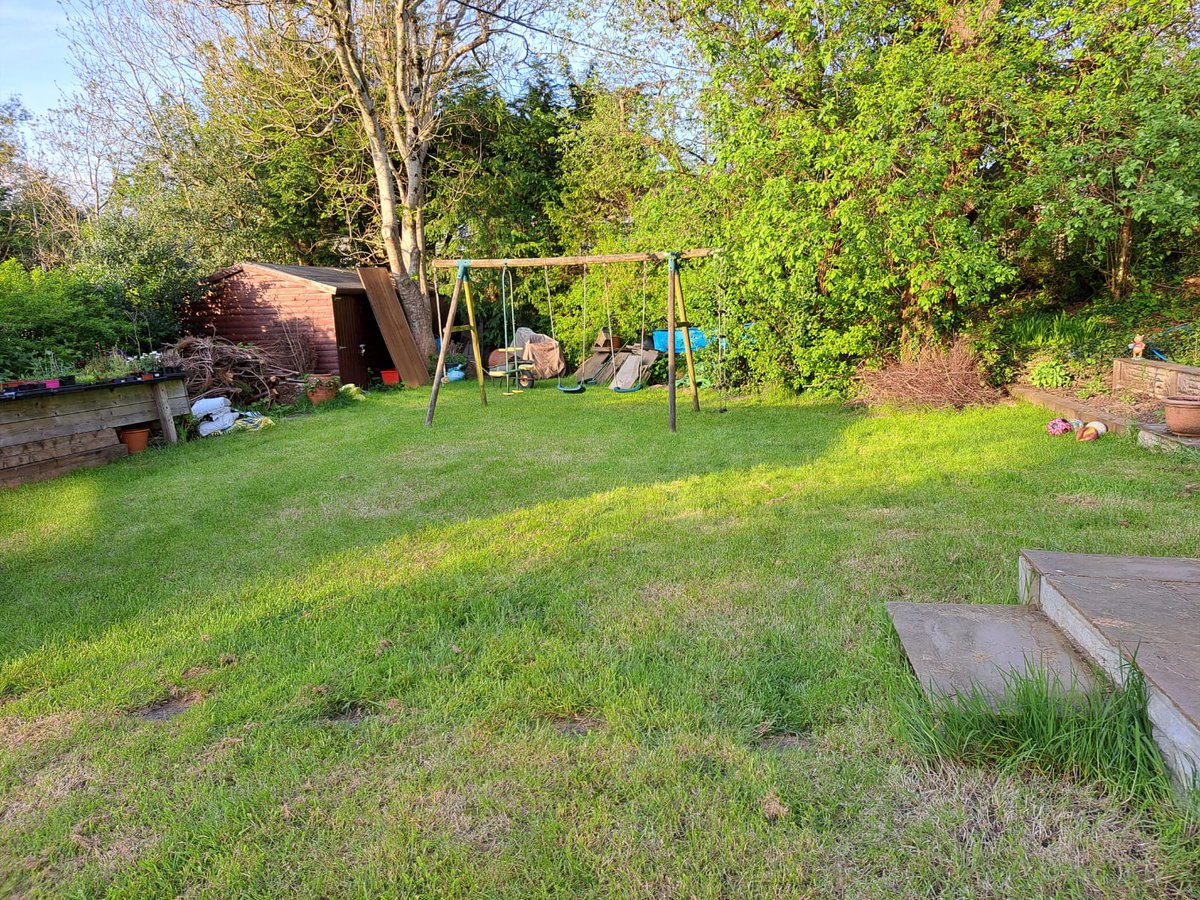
430,249,717,270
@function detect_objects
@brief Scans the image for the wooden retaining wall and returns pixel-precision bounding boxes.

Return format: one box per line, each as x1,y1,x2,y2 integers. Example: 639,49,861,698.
1,378,189,488
1113,358,1200,399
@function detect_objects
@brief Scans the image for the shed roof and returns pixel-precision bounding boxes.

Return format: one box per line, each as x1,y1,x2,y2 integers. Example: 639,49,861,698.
209,262,368,296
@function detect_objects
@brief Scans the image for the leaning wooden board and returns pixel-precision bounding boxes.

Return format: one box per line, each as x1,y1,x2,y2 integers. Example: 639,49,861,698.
356,267,430,386
610,348,658,390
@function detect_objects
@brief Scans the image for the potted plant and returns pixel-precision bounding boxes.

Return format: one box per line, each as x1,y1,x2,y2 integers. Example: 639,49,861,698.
305,374,341,406
118,425,152,454
1163,396,1200,436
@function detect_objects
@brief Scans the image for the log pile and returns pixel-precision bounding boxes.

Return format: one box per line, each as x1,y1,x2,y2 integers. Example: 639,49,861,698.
162,336,301,405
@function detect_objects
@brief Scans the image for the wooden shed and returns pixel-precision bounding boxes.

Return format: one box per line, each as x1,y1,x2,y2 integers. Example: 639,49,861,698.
192,263,426,386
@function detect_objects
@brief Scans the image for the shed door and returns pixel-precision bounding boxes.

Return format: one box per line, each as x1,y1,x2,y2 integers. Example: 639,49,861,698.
333,297,371,387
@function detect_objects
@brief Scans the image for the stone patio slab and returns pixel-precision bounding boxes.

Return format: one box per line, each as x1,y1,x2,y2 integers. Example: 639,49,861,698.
1020,550,1200,584
887,602,1095,702
1022,550,1200,788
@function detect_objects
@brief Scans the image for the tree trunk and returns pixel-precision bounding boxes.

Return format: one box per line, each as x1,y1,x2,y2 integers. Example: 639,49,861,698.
325,2,432,367
393,269,435,362
326,7,405,274
397,147,435,361
1109,205,1134,302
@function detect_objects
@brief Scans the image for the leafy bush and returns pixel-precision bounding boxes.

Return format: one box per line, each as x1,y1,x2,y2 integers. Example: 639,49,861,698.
0,260,128,379
77,216,199,352
1007,311,1110,354
1028,358,1072,389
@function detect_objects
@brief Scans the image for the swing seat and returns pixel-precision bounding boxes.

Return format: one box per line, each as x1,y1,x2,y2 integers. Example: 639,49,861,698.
612,384,642,394
558,382,586,394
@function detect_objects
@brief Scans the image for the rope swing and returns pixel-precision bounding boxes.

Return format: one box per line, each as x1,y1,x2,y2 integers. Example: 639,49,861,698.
545,264,585,394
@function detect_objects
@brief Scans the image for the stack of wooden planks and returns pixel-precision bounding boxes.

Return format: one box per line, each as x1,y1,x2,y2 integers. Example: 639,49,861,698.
1,378,189,488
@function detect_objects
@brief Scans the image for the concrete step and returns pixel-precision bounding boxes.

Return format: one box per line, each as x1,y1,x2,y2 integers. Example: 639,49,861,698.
887,601,1095,703
1020,550,1200,787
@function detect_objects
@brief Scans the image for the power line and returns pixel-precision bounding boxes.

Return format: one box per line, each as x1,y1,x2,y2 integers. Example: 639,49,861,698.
452,0,707,76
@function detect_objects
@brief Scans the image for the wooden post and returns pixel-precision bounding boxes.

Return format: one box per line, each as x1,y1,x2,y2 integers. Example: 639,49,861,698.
425,270,464,427
667,254,677,433
676,264,701,413
150,382,179,444
462,277,488,408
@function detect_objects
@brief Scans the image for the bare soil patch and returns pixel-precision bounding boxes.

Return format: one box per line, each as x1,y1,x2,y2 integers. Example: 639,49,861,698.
67,812,156,875
754,729,811,753
0,712,80,752
131,689,201,722
1033,385,1165,424
549,714,604,737
1,758,96,826
325,701,371,725
411,788,511,852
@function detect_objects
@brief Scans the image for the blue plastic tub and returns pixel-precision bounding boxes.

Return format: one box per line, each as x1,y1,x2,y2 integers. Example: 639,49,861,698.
652,328,707,354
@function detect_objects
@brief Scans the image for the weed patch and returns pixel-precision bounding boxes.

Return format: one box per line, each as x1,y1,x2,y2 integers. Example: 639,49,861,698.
897,661,1173,804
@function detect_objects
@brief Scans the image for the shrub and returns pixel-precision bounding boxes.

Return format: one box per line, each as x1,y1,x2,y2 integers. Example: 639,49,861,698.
1028,358,1072,390
0,260,127,379
76,216,198,352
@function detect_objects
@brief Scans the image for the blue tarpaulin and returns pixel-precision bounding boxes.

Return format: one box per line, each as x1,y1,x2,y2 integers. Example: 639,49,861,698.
653,328,707,354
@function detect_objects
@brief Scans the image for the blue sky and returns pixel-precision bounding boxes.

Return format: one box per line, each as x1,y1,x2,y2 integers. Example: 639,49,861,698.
0,0,77,117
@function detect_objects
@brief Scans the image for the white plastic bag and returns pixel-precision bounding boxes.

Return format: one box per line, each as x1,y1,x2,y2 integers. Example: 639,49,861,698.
197,410,240,436
191,397,232,419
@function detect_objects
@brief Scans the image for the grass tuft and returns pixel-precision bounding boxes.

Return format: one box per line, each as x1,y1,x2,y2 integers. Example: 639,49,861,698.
897,659,1173,804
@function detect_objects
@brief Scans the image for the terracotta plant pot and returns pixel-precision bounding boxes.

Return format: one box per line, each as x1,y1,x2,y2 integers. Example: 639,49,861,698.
381,369,400,385
305,375,339,406
1163,396,1200,436
118,426,151,454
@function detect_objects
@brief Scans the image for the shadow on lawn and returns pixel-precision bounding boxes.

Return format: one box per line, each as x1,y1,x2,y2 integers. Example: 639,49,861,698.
3,390,1191,731
0,390,859,687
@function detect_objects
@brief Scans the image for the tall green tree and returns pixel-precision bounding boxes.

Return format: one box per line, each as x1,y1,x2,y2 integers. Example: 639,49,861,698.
1028,0,1200,302
679,0,1200,390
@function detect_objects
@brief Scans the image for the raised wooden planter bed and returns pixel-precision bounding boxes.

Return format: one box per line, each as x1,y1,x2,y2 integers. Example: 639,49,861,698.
1112,357,1200,399
1,375,189,488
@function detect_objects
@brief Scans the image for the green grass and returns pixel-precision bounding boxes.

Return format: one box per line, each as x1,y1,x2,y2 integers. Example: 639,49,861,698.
2,384,1199,896
898,660,1173,804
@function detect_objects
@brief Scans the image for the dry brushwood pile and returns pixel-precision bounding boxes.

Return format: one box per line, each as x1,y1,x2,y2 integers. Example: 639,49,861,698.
162,336,303,405
858,339,1002,409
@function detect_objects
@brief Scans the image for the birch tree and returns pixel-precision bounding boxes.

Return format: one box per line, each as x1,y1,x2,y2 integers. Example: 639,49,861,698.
63,0,549,361
303,0,548,358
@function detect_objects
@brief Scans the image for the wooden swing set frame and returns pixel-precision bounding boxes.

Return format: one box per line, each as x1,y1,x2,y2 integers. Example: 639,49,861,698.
425,249,717,432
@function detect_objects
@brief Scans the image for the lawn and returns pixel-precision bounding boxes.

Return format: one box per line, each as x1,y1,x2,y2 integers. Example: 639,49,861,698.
1,384,1198,896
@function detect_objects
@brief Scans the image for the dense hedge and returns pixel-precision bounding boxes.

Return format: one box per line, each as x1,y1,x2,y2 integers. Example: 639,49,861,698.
0,260,128,379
